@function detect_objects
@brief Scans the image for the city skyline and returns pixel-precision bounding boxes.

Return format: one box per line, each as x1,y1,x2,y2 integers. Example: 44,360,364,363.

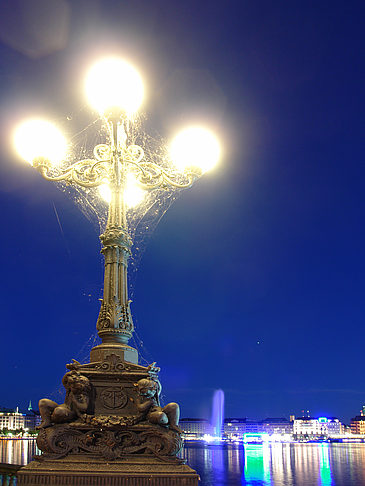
0,1,364,424
1,398,364,427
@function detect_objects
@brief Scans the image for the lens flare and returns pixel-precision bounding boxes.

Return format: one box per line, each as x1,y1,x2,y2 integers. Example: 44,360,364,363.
170,126,221,173
98,174,146,208
98,183,112,203
13,119,67,165
85,57,144,116
124,174,146,208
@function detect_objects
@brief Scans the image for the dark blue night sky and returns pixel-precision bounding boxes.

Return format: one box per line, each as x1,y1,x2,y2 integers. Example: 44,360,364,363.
0,0,364,424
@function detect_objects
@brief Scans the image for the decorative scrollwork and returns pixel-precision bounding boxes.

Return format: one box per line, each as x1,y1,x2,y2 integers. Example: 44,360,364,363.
34,138,201,191
124,145,144,164
133,161,200,190
35,158,111,188
95,353,130,372
96,300,133,335
36,423,183,460
94,144,111,161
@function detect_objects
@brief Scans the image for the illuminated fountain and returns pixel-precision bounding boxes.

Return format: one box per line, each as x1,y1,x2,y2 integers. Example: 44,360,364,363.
211,389,225,439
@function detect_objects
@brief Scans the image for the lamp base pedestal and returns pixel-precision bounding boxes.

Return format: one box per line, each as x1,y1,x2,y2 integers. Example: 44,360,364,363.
90,342,139,365
21,358,199,485
17,454,200,486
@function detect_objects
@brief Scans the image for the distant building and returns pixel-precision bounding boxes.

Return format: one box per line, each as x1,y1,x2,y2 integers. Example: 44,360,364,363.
245,421,261,434
24,402,41,430
224,418,293,439
260,418,293,436
224,418,246,439
223,419,262,438
0,403,41,432
350,405,365,435
326,418,343,436
294,417,343,438
350,416,365,434
0,407,26,430
180,419,212,438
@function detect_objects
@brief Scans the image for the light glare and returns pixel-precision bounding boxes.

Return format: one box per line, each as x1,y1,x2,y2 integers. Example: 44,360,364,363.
85,57,144,115
124,174,146,208
13,119,67,165
98,174,146,208
98,184,112,203
170,126,221,173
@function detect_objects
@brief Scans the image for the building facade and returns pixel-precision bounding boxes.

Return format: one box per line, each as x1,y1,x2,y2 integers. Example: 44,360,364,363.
350,405,365,434
224,418,247,439
180,419,212,439
350,416,365,434
0,407,25,430
0,405,41,432
260,418,293,436
224,418,293,439
293,417,343,438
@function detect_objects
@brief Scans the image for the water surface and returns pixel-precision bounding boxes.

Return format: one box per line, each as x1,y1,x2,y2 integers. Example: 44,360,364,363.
2,439,365,485
180,442,365,485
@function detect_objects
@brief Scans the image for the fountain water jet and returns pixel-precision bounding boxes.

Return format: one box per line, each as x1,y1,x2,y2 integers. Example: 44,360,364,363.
211,389,225,438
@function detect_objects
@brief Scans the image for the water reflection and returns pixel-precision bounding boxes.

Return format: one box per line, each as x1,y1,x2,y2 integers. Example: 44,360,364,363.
319,443,332,486
0,439,39,466
181,441,365,486
2,439,365,485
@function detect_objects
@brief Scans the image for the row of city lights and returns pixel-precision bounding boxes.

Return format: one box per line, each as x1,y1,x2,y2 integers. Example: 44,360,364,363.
13,57,221,207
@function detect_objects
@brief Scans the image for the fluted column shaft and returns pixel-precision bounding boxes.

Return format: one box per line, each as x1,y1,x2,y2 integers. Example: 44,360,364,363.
96,119,134,345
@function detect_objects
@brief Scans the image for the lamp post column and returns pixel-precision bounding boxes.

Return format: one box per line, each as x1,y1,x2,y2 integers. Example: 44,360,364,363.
91,118,138,364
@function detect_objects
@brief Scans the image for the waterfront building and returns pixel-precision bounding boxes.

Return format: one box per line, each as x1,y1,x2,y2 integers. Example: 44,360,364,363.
326,418,343,436
350,404,365,434
0,404,41,432
293,416,343,438
245,421,261,434
224,417,293,440
260,418,293,435
350,416,365,434
24,401,41,430
24,411,41,430
180,419,212,439
223,419,262,438
182,415,345,441
224,418,246,439
0,407,26,430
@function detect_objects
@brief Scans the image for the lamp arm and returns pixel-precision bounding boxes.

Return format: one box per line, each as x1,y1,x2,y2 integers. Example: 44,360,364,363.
133,161,199,190
34,159,111,188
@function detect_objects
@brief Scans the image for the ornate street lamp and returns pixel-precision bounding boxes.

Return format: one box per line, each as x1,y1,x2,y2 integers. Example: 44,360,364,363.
14,57,220,486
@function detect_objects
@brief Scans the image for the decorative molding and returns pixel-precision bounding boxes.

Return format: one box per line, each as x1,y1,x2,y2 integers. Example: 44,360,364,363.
36,423,183,461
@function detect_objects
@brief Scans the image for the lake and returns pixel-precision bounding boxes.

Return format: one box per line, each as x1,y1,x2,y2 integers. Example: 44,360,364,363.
2,439,365,485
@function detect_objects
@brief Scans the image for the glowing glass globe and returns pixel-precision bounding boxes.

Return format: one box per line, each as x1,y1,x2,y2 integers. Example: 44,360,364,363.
85,57,144,116
13,119,67,166
170,126,221,173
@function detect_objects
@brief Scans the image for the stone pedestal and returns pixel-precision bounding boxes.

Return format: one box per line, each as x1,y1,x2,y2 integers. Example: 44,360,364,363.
90,343,138,366
17,356,199,485
17,454,200,485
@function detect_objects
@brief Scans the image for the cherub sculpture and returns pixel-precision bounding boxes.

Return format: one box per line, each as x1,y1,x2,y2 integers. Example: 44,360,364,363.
38,371,91,428
135,377,181,432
